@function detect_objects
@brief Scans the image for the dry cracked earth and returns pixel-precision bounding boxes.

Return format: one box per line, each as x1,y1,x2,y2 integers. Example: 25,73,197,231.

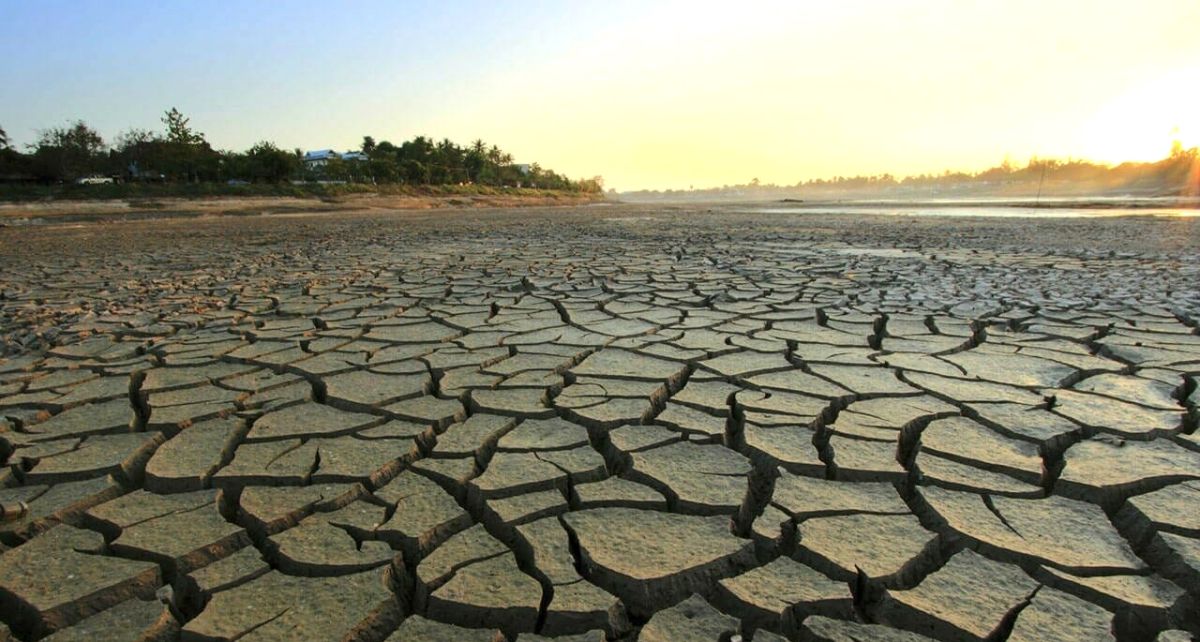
0,205,1198,642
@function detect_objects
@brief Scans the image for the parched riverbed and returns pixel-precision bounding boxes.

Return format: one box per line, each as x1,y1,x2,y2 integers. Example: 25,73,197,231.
0,204,1198,641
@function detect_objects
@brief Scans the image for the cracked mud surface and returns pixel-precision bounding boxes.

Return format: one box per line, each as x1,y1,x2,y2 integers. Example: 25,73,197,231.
1,204,1199,641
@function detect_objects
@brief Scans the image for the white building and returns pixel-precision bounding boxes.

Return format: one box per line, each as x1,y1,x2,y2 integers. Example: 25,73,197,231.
303,149,369,168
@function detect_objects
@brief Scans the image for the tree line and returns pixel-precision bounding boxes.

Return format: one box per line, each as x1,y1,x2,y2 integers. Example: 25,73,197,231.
0,109,603,193
791,145,1198,194
622,144,1200,200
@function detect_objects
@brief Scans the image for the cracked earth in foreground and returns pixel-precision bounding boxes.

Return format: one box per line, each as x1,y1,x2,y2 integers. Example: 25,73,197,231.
0,205,1198,642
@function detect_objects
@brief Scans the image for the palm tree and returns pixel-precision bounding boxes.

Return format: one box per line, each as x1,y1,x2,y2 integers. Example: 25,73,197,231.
435,139,464,182
0,125,8,150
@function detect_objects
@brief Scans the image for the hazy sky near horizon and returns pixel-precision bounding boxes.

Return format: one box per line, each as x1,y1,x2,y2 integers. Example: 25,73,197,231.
3,0,1199,190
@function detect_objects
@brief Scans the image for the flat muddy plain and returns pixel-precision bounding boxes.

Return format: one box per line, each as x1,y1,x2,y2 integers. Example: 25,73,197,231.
0,204,1198,641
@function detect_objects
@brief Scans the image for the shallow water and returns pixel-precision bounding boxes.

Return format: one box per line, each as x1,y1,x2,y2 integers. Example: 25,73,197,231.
744,205,1199,218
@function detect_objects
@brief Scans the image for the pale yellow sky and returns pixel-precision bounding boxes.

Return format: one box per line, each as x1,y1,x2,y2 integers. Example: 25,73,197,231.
413,1,1200,190
8,1,1199,191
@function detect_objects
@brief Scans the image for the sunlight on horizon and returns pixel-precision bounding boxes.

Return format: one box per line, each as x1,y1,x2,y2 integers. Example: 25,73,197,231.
463,1,1200,190
2,0,1199,190
1080,68,1199,163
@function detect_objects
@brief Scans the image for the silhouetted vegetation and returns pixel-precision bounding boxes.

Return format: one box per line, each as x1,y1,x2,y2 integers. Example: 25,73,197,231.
0,110,603,197
621,145,1200,201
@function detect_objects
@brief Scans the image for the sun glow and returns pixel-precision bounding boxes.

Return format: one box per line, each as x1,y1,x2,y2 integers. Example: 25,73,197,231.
3,1,1200,190
1080,69,1200,163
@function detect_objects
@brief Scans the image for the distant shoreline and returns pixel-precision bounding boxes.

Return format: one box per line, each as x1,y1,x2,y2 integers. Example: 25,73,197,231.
0,189,604,226
616,194,1200,210
766,196,1200,210
0,181,597,204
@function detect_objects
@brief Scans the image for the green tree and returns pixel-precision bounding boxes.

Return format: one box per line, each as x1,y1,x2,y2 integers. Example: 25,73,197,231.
464,139,488,184
157,108,217,182
362,136,376,155
369,156,399,183
110,128,166,180
114,128,158,150
434,138,466,183
401,159,430,184
376,140,398,156
321,156,349,181
0,124,36,181
163,107,204,145
245,141,298,183
32,121,107,180
216,150,247,181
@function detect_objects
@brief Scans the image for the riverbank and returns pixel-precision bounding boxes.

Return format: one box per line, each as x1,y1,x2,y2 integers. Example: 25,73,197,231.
0,187,605,225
